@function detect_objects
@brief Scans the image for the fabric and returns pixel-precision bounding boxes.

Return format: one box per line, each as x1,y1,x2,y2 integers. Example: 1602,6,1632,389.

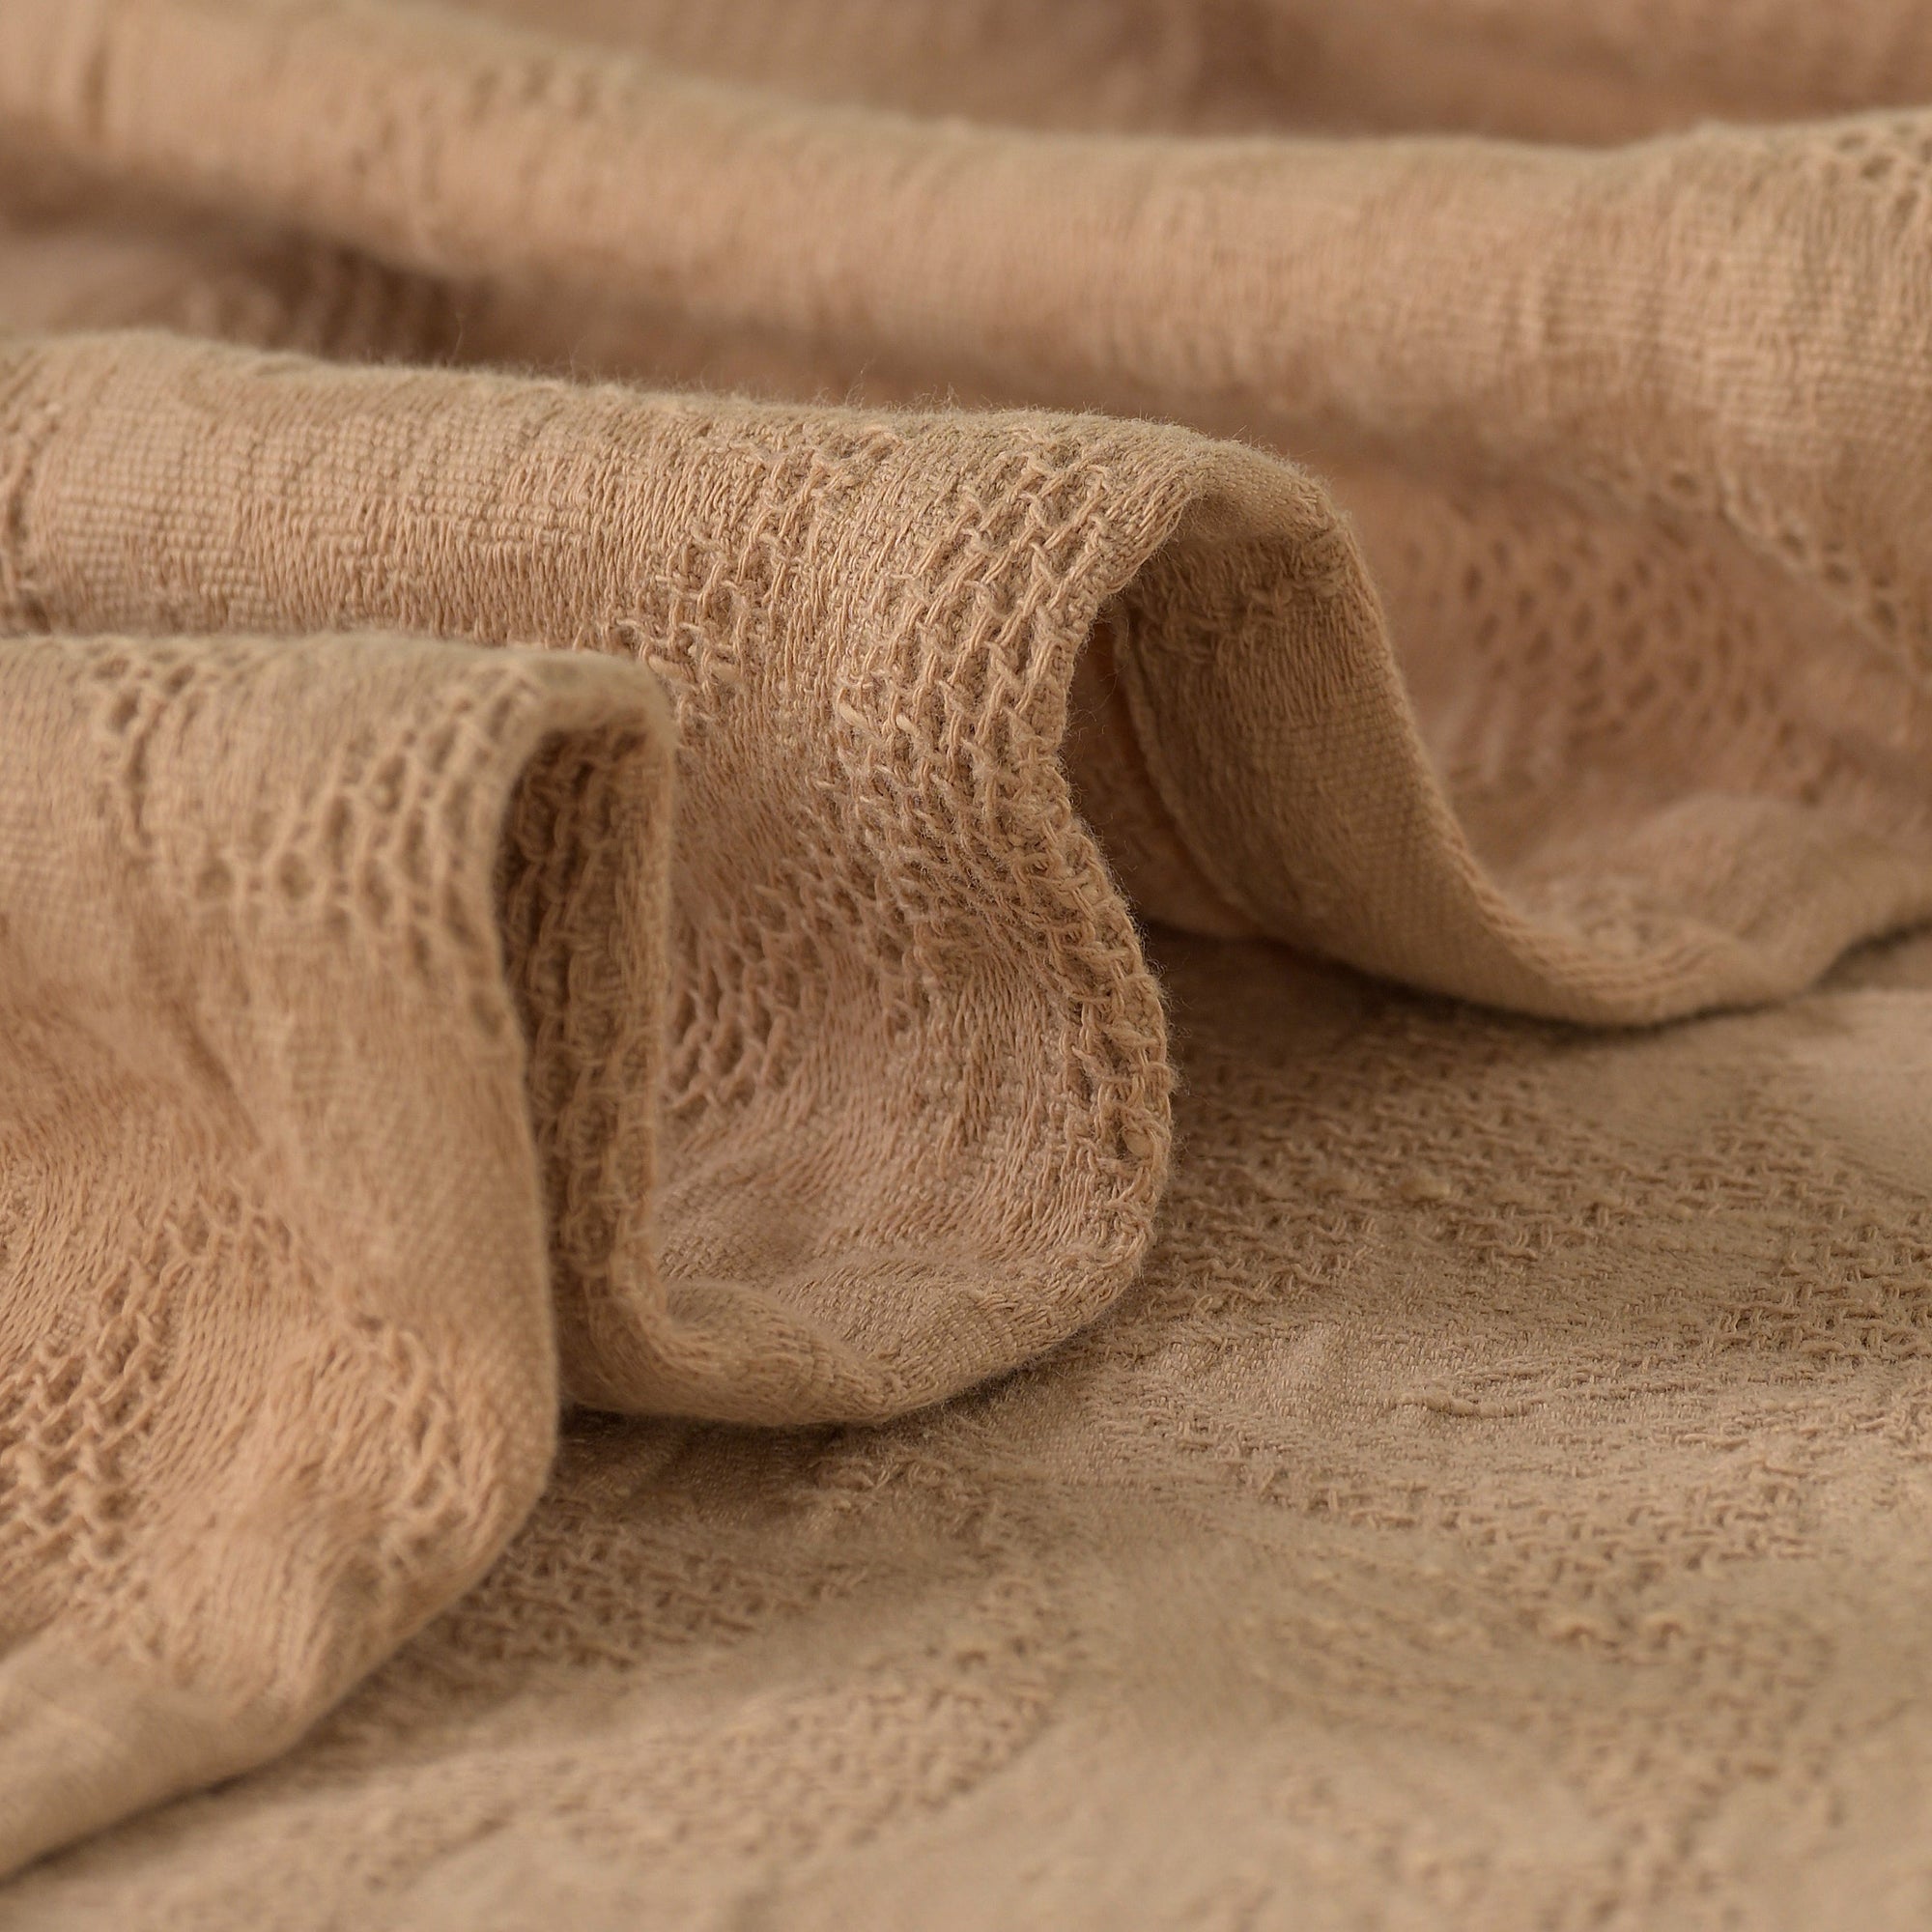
2,0,1932,1921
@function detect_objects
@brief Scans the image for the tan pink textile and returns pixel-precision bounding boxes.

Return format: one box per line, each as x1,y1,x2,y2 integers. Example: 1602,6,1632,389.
3,3,1932,1922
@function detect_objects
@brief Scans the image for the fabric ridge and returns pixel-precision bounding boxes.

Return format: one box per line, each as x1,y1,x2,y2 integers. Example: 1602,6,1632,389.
1,0,1932,1922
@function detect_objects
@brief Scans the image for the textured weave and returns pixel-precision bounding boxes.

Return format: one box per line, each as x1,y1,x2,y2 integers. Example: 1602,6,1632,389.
3,0,1932,1920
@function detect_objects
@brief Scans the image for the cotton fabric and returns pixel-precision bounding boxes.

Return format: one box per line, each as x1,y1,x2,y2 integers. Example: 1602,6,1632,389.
3,1,1932,1922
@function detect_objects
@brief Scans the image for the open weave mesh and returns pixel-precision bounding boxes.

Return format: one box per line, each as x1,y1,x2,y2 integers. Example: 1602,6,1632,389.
3,0,1932,1916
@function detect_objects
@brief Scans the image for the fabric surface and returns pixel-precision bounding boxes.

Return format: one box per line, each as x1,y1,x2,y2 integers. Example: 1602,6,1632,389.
2,0,1932,1921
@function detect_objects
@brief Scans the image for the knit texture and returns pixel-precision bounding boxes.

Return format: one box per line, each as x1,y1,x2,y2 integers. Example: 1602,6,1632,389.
3,0,1932,1919
0,626,674,1871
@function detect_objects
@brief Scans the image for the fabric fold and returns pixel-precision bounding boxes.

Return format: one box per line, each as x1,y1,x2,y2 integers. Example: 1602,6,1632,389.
5,323,1932,1463
450,0,1932,141
4,0,1929,680
9,326,1932,1033
5,11,1931,1039
0,628,673,1873
5,1,1932,1882
3,327,1193,1432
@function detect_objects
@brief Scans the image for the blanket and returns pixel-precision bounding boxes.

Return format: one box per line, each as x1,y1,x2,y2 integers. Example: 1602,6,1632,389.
3,1,1932,1922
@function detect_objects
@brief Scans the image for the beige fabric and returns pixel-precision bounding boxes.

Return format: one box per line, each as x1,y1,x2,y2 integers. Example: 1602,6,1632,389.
3,0,1932,1920
457,0,1932,139
17,927,1932,1930
0,626,673,1872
